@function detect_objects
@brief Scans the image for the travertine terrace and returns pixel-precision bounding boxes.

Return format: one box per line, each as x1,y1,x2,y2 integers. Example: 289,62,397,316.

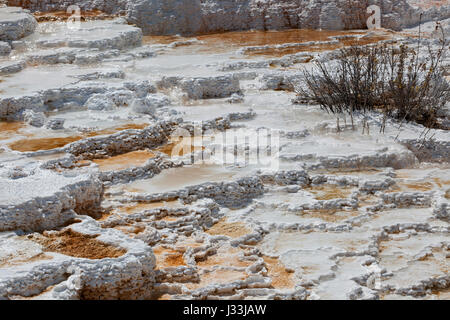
0,1,449,300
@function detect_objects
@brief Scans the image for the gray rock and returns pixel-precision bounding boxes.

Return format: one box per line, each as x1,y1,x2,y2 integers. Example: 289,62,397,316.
132,94,170,114
23,110,46,128
0,6,37,41
85,94,115,111
0,40,10,56
46,118,65,130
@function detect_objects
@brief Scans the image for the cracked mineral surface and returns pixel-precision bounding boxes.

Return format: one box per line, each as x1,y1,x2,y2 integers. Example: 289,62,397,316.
0,1,449,300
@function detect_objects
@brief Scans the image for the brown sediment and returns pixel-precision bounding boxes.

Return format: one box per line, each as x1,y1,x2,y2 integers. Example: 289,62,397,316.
0,121,27,141
157,294,173,300
433,178,450,188
206,219,251,238
152,246,186,268
0,252,54,268
400,181,435,192
408,0,449,10
431,288,450,299
159,216,180,222
29,229,126,259
263,256,295,289
156,136,205,157
197,29,365,48
8,123,149,152
20,129,193,158
98,212,112,222
445,189,450,200
387,180,439,193
433,177,442,187
144,29,378,55
144,29,361,48
301,209,359,222
305,184,353,200
8,136,84,152
113,225,146,236
92,150,155,171
358,194,379,207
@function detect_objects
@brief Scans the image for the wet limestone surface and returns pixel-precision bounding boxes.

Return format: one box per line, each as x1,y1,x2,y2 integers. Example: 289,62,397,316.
0,9,449,300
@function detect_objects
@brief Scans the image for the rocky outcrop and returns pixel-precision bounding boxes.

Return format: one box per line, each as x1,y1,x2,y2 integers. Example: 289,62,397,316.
0,167,104,232
8,1,450,35
0,6,37,41
0,218,157,300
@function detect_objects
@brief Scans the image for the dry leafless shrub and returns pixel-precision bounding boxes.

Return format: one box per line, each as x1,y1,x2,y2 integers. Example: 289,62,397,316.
297,25,449,132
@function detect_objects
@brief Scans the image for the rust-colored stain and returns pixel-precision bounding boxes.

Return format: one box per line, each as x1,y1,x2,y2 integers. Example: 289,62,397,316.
93,150,155,171
388,180,441,193
445,189,450,200
433,178,450,188
98,212,112,222
408,0,449,10
198,29,365,48
159,216,180,222
206,219,251,238
8,123,149,152
0,121,27,141
358,194,379,207
431,288,450,299
153,246,186,268
113,224,146,236
0,252,54,269
400,182,435,192
263,256,295,289
145,29,363,48
29,229,126,259
8,135,84,152
156,136,205,157
143,29,384,56
306,184,353,200
301,209,359,222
